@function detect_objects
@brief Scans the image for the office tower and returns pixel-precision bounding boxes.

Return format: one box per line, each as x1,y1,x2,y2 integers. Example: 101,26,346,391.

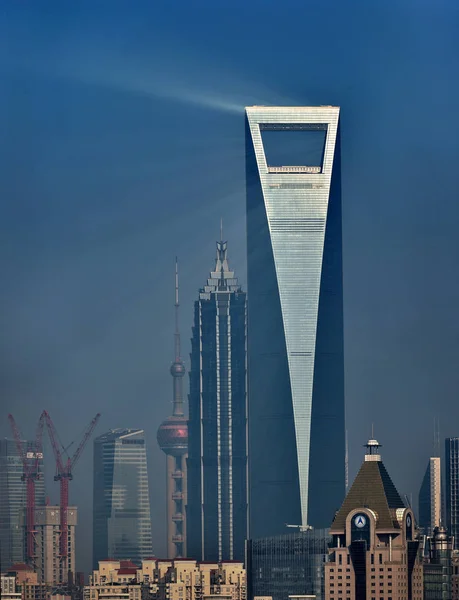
325,438,424,600
419,457,441,535
446,438,459,549
187,236,248,561
423,526,454,600
92,429,153,567
0,439,45,568
246,528,330,600
33,505,77,585
245,106,345,538
157,261,188,559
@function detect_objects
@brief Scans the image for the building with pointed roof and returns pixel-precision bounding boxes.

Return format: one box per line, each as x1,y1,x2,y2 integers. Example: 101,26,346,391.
187,234,248,562
325,438,423,600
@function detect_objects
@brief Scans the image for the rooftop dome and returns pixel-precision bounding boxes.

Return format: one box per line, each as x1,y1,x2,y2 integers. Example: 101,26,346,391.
157,416,188,456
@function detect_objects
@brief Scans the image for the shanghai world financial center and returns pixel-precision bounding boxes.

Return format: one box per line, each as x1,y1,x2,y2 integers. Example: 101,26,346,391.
245,106,345,538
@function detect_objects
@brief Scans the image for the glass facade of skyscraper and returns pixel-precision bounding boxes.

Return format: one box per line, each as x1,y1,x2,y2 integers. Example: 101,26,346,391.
246,529,330,600
187,239,248,562
0,439,45,568
445,438,459,549
245,106,345,538
92,429,153,566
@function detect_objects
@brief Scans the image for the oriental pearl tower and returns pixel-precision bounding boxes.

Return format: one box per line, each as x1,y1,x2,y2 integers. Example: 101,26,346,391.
157,259,188,558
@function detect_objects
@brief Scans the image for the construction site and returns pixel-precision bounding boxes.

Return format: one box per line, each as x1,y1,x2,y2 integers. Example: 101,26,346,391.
2,411,101,598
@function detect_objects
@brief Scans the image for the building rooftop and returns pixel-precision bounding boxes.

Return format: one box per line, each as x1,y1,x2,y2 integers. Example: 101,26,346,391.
331,442,405,531
95,429,144,442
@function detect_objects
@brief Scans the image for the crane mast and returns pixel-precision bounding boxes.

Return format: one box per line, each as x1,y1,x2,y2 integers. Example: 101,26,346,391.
8,413,45,564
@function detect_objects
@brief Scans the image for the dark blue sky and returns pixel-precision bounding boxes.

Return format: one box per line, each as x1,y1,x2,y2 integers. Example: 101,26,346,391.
1,0,459,573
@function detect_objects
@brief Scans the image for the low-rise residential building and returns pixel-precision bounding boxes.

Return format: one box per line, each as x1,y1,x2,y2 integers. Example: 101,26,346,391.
1,575,22,600
85,559,246,600
6,563,49,600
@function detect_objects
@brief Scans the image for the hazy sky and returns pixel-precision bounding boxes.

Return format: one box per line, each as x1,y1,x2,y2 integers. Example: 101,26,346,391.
1,0,459,574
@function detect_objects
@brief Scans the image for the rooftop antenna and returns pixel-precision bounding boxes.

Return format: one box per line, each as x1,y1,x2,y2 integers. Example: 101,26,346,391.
433,418,440,458
174,257,180,360
220,217,223,242
345,429,349,493
171,257,185,417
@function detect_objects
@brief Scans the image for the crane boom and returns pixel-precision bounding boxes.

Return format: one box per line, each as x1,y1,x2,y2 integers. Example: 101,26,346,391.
43,410,100,582
70,413,101,471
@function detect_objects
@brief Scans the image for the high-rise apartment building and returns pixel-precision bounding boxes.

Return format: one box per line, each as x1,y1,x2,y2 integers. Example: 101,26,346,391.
33,505,77,585
418,457,441,535
157,261,188,558
325,439,423,600
92,429,153,566
445,438,459,549
245,106,345,538
0,439,45,568
187,237,248,562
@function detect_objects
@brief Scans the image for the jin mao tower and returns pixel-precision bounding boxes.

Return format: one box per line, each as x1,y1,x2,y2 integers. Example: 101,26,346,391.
187,235,248,562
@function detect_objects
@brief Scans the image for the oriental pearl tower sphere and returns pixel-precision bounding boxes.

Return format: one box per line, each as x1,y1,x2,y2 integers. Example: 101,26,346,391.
157,259,188,558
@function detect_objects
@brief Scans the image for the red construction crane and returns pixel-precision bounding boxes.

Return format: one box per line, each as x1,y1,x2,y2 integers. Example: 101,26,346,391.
8,412,45,564
43,411,100,569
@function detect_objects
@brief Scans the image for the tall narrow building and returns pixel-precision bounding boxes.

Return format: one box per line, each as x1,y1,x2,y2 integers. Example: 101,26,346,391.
246,106,345,538
0,439,45,569
187,236,248,562
157,260,188,558
92,429,153,566
34,505,77,584
445,438,459,549
418,457,441,535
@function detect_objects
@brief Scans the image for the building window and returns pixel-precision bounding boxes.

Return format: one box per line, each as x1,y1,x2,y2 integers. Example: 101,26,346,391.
379,554,383,564
371,554,374,565
339,555,342,565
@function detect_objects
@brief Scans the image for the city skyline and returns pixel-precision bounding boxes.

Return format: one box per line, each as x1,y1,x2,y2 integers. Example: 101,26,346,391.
1,0,459,575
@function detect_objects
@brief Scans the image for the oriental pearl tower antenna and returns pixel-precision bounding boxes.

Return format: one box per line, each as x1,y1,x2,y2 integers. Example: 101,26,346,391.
157,258,188,558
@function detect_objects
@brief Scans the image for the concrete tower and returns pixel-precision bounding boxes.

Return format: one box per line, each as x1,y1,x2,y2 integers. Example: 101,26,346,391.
157,260,188,558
